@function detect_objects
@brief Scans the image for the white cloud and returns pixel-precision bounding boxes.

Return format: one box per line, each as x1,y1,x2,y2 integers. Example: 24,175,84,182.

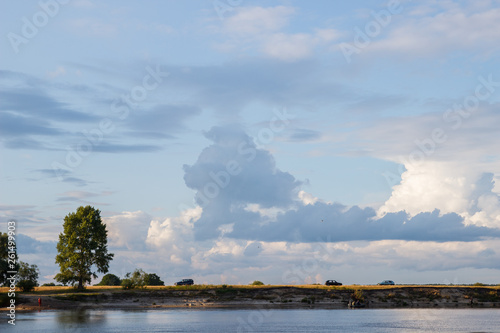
22,228,500,285
354,239,500,271
224,6,294,35
244,203,285,219
368,5,500,57
378,161,500,229
298,190,318,205
261,29,340,61
263,30,338,61
263,33,315,61
146,206,201,264
218,6,340,61
379,161,472,216
104,211,152,250
348,98,500,229
468,192,500,228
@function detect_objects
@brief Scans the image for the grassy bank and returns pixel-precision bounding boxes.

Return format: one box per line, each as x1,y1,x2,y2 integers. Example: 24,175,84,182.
2,285,499,311
2,284,499,294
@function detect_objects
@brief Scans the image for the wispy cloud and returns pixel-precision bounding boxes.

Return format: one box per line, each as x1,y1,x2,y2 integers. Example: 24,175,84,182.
217,6,340,61
361,5,500,58
0,88,98,123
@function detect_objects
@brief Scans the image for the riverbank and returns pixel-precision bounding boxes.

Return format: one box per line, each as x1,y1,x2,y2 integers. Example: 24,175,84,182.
2,285,499,311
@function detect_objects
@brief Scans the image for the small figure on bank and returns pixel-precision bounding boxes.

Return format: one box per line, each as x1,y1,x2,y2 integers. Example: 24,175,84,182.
38,297,42,307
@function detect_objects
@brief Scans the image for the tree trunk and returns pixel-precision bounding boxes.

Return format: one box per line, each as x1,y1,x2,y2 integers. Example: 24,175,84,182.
77,276,84,290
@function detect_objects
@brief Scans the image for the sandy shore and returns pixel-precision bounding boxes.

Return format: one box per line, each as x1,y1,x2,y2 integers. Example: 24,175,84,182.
2,285,499,312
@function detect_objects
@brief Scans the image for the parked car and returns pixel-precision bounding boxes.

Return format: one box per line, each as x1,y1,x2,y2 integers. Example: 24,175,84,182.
378,280,395,285
174,279,194,286
325,280,342,286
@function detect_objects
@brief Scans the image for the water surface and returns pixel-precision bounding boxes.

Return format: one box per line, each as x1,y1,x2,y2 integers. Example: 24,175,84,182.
2,308,499,332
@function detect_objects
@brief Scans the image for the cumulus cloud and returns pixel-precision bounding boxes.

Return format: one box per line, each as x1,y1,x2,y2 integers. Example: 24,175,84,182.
146,206,201,264
379,161,474,217
169,126,500,243
348,97,500,230
104,211,152,250
81,123,500,286
231,202,499,243
379,161,500,229
183,125,302,239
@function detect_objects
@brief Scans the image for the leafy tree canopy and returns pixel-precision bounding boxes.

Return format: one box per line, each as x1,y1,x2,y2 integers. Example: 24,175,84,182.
1,231,19,286
146,273,164,286
251,280,264,286
121,269,146,289
55,206,114,289
121,269,164,289
97,273,121,286
16,261,39,292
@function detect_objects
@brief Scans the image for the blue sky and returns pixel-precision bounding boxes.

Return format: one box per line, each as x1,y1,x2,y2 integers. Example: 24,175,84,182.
1,0,500,285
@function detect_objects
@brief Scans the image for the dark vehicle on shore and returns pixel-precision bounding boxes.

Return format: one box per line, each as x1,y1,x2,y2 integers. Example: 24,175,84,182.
325,280,342,286
378,280,395,285
174,279,194,286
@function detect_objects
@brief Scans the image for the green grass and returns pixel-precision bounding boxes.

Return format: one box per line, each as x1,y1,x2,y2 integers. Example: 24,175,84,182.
1,284,498,298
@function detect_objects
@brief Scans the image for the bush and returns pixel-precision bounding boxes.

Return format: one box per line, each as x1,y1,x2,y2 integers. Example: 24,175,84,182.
145,273,164,286
473,282,486,286
17,280,37,292
16,262,39,292
121,278,134,290
121,269,147,289
251,281,264,286
41,282,56,287
353,289,364,302
98,273,122,286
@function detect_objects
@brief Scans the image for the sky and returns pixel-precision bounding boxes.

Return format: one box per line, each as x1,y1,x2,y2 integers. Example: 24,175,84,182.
1,0,500,286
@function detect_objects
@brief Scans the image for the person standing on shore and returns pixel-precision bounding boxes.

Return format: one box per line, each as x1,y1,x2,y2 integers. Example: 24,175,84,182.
38,297,42,308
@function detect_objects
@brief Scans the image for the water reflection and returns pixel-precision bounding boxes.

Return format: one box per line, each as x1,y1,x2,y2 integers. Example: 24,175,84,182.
2,308,499,332
55,308,108,329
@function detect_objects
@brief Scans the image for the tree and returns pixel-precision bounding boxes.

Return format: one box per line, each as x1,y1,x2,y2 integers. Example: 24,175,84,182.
146,273,164,286
251,280,264,286
0,232,10,286
1,232,19,286
55,206,114,289
97,273,121,286
16,261,39,292
121,269,147,289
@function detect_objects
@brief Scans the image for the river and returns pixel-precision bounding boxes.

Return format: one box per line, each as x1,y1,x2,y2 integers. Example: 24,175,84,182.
2,308,499,332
